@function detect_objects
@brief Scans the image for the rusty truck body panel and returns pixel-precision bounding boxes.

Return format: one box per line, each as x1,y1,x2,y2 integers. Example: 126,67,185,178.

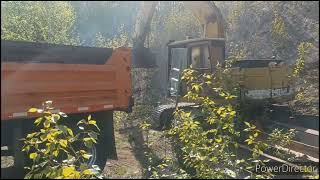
1,40,133,120
1,40,134,171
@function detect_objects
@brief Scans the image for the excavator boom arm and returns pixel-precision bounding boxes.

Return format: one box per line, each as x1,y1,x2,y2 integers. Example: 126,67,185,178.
131,1,157,68
132,1,225,68
183,1,225,38
132,1,158,48
133,1,225,46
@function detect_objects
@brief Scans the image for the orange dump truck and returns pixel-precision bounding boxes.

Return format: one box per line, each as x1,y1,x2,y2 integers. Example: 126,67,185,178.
1,40,134,172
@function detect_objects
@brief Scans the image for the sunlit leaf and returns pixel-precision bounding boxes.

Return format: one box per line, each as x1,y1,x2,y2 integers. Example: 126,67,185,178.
244,121,251,127
59,139,68,148
22,145,30,152
28,108,38,113
52,114,60,121
53,150,59,157
67,128,74,137
44,120,50,128
82,154,92,159
26,132,37,139
77,119,85,126
88,120,96,125
62,166,75,177
83,169,94,175
245,139,253,145
29,152,38,160
34,117,43,126
215,137,222,143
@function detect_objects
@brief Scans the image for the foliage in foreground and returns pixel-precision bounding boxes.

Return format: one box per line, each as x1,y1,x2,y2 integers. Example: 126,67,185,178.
138,63,312,179
165,68,273,179
22,101,102,179
138,67,269,178
290,42,318,115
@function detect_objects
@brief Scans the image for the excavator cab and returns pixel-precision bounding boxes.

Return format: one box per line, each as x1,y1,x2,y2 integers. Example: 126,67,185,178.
167,37,225,98
166,37,294,103
149,37,225,130
148,2,294,130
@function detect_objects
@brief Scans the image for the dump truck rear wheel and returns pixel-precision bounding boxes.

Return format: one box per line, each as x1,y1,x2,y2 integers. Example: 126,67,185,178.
60,111,116,171
94,110,117,171
3,110,116,176
12,120,32,178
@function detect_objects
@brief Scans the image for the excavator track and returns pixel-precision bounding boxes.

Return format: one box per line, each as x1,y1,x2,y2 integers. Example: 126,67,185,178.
150,102,197,130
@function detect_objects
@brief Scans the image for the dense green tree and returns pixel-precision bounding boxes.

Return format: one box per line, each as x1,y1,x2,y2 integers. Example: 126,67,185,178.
1,1,79,45
70,1,139,46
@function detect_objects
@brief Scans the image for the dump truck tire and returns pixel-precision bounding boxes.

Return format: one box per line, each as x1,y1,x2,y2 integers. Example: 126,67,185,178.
2,110,117,177
12,120,32,178
94,110,117,171
60,110,117,171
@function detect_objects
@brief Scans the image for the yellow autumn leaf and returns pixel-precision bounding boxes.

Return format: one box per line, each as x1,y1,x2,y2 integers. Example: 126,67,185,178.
205,74,212,79
185,112,191,118
29,152,38,160
217,107,225,115
230,111,236,116
83,169,94,175
244,121,251,127
52,114,60,121
22,146,30,152
26,132,37,138
215,137,222,143
47,133,54,141
245,139,253,145
62,166,75,177
222,124,229,129
34,117,43,125
28,108,38,113
88,120,96,125
82,154,92,159
44,120,50,128
45,148,50,155
67,128,74,137
74,171,81,178
192,83,201,92
53,150,59,157
59,139,68,148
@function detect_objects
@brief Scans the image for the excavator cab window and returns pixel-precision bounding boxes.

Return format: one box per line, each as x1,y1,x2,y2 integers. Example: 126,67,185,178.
167,38,224,97
190,45,211,73
168,48,188,96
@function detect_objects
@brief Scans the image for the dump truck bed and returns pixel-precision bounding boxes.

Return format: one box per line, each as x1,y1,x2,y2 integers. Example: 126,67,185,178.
1,40,133,120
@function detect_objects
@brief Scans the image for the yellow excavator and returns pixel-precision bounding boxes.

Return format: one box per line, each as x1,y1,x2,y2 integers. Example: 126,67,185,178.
132,1,294,130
